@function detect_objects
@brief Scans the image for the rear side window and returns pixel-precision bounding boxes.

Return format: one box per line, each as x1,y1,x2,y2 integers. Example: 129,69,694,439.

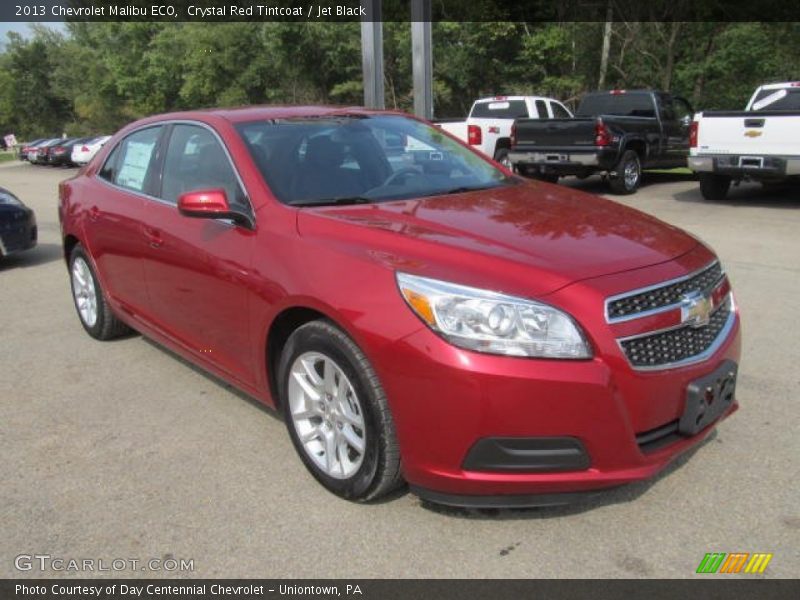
535,100,548,118
577,94,656,118
160,124,246,210
98,145,119,182
470,100,528,119
107,127,163,193
551,102,571,118
750,88,800,111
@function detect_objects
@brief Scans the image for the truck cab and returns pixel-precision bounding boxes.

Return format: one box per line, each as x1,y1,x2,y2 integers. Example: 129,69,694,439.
435,96,573,166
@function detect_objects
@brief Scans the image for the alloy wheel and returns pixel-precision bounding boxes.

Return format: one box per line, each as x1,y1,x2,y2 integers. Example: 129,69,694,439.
288,351,366,479
71,257,98,327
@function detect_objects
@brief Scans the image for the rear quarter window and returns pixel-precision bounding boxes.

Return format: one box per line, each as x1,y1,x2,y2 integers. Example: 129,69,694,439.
751,88,800,111
470,100,529,119
577,94,656,118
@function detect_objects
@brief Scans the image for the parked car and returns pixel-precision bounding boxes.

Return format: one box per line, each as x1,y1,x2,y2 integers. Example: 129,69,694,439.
23,138,57,162
59,107,740,507
435,96,573,168
71,135,112,166
48,137,86,167
0,187,37,260
689,82,800,199
30,138,65,164
18,139,47,161
509,90,694,193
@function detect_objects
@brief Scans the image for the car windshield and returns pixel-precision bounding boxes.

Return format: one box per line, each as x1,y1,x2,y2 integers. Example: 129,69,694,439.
235,114,515,206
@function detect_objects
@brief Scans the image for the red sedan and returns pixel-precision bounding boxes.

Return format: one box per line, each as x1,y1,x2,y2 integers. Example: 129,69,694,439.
58,106,740,507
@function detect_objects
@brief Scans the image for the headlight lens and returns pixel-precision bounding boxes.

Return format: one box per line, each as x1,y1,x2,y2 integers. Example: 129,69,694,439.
396,272,591,359
0,191,23,207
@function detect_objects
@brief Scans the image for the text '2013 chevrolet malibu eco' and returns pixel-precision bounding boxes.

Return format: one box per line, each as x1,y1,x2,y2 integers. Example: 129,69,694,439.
58,106,740,508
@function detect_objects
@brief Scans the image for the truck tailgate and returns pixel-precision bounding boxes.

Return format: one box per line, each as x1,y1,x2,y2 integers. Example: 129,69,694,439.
514,118,596,148
697,112,800,156
434,120,468,142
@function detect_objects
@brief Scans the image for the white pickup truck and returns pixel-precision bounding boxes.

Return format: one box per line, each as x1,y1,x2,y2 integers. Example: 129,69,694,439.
434,95,573,168
689,82,800,199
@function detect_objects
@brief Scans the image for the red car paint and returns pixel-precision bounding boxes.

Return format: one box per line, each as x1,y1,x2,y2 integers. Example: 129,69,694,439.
58,106,740,502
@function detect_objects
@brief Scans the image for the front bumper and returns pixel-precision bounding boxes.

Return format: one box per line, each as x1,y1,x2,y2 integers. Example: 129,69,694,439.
0,209,38,256
373,252,741,506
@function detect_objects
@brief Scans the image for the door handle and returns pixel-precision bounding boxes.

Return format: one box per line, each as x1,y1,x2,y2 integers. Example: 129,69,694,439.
143,226,163,248
88,206,100,222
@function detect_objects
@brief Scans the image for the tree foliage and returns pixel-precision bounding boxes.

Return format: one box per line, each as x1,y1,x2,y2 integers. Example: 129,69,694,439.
1,21,798,138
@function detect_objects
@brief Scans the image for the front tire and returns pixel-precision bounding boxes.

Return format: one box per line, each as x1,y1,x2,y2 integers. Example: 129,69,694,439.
609,150,641,194
699,173,732,200
69,245,131,340
278,320,403,501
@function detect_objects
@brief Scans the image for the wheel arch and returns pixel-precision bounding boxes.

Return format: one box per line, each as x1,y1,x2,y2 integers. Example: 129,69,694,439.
623,138,647,161
63,234,81,265
265,305,341,413
493,138,511,158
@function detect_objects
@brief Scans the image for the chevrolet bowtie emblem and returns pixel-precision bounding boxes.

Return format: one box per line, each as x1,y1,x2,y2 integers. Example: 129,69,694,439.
744,130,762,138
681,291,714,328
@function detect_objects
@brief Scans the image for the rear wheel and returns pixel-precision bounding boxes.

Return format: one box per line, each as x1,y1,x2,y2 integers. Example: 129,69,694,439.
609,150,641,194
699,173,731,200
534,173,560,184
69,245,131,340
493,148,513,171
278,320,403,501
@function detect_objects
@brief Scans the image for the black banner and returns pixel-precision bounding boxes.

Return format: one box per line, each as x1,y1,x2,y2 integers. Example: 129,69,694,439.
2,0,800,22
2,579,799,600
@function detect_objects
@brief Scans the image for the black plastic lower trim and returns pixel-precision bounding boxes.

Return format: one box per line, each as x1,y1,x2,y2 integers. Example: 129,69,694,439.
410,485,603,509
461,436,590,472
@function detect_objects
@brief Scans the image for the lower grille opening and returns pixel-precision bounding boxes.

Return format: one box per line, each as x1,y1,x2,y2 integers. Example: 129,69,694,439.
636,420,681,454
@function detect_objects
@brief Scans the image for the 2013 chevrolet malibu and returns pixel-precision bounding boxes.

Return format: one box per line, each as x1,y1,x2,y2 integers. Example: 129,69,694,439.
58,107,741,507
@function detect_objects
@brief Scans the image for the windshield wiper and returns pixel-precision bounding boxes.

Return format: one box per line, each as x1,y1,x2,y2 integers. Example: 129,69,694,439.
288,196,373,207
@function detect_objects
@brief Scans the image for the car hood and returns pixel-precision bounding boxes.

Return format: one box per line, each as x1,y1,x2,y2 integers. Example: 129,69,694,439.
296,182,698,296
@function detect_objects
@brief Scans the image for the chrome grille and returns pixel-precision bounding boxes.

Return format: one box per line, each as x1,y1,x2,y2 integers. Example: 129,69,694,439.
607,262,723,321
620,297,732,369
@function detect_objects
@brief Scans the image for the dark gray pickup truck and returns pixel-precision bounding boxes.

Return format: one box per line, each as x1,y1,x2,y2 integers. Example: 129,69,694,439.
508,90,694,194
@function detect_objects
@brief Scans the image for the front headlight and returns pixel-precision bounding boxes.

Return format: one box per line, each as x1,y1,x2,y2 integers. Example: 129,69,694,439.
396,272,591,359
0,191,23,207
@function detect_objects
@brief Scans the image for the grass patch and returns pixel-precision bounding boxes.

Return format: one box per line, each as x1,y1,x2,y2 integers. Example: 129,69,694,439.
0,151,16,163
644,167,693,175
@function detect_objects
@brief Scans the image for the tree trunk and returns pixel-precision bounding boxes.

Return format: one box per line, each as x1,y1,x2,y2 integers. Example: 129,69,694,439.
598,3,613,89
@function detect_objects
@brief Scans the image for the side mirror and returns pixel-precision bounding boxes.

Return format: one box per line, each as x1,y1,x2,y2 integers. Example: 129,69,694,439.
681,114,692,128
177,189,253,229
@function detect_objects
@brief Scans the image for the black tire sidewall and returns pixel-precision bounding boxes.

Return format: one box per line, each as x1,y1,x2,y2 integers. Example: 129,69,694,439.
494,148,511,170
278,322,383,500
699,173,731,200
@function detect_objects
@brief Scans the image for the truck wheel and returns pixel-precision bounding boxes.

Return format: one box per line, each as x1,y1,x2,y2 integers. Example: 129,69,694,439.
493,148,513,171
609,150,641,194
699,173,731,200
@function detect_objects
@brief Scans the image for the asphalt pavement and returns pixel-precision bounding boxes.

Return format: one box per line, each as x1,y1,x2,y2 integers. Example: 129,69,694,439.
1,162,798,578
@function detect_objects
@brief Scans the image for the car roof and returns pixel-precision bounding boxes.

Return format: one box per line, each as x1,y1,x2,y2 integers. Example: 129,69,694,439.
130,105,403,127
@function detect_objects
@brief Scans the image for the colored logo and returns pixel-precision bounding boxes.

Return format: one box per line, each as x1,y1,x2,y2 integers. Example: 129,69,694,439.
744,130,763,137
696,552,773,574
